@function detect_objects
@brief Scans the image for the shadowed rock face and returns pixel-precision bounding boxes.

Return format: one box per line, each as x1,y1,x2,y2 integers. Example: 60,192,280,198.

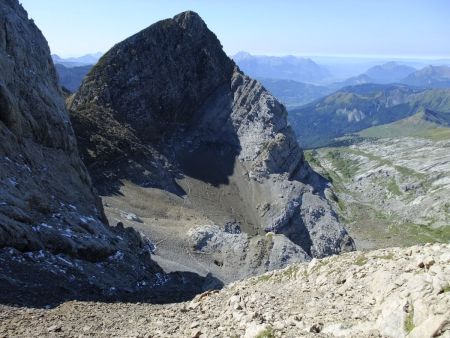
0,0,103,256
0,0,220,307
70,11,354,281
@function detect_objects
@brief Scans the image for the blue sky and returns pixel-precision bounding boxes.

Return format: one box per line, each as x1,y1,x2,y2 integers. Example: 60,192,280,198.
20,0,450,58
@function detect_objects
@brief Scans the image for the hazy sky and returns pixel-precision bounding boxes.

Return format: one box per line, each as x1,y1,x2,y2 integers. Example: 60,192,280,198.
20,0,450,58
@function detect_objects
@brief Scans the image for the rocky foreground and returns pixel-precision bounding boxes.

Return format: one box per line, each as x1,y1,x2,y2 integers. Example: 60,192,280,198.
1,244,449,338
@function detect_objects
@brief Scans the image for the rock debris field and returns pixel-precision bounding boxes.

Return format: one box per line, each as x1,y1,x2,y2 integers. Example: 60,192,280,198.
1,243,449,338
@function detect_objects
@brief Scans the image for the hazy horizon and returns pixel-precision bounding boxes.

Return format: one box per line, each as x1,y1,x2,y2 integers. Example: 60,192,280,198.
21,0,450,59
54,51,450,62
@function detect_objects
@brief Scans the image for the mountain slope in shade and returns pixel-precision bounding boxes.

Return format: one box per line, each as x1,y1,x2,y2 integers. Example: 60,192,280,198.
55,63,92,92
233,51,331,83
0,0,218,307
70,11,354,283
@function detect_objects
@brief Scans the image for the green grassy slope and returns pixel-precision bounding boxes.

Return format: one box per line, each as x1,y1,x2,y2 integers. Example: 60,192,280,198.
359,109,450,140
289,85,450,148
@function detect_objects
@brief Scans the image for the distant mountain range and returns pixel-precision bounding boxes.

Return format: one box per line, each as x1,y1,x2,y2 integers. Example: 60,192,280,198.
402,65,450,88
330,62,416,88
52,52,102,68
246,60,450,109
52,51,450,113
257,78,333,107
232,51,331,83
289,84,450,148
332,63,450,90
365,62,416,83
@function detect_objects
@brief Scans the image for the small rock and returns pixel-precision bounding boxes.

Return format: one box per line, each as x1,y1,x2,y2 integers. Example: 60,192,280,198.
190,321,200,329
124,213,143,223
232,310,245,322
229,295,241,305
273,321,285,330
309,322,323,333
336,277,346,285
244,323,270,338
408,315,449,338
191,329,202,338
233,303,243,310
423,256,435,269
47,325,61,332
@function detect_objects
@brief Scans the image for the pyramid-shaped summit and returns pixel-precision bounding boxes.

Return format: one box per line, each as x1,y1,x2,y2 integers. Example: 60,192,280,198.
69,11,354,282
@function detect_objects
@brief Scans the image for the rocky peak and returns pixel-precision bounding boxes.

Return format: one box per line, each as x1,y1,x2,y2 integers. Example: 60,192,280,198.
173,10,209,37
73,10,233,142
70,11,354,282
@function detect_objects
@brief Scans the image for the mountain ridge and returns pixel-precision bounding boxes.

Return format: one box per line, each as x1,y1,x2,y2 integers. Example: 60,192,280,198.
403,65,450,88
52,52,102,67
289,84,450,148
69,10,354,283
232,51,331,83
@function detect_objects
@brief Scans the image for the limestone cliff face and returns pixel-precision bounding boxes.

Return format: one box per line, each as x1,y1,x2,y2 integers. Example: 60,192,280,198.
0,0,104,254
70,10,354,279
0,0,210,307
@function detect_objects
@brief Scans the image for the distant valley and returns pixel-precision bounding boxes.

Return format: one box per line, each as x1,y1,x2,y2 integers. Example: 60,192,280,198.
255,78,333,108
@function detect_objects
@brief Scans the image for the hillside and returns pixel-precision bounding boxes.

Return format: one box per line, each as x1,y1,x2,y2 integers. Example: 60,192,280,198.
55,64,92,92
305,133,450,250
359,109,450,139
1,244,449,337
289,84,450,148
